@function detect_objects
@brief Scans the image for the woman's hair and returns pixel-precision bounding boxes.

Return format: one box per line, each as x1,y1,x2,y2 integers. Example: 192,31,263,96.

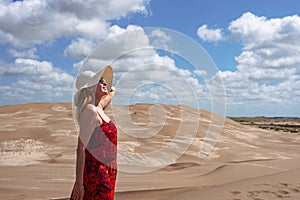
74,88,93,121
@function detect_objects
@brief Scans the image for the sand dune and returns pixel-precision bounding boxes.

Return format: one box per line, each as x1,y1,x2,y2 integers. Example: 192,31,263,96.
0,102,299,199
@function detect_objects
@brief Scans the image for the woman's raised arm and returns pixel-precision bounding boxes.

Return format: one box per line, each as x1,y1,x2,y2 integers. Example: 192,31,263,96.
98,87,116,109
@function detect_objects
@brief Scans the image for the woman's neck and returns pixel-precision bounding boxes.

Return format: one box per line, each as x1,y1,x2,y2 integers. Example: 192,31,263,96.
95,94,104,107
95,96,100,106
95,93,106,107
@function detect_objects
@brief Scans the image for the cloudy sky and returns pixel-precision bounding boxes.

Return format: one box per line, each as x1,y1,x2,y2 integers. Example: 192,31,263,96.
0,0,299,117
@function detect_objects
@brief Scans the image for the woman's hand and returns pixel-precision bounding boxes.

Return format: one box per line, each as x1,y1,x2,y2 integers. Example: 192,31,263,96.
110,86,116,93
71,181,84,200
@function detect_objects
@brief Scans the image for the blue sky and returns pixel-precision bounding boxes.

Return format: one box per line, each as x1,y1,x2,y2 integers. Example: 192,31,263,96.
0,0,299,117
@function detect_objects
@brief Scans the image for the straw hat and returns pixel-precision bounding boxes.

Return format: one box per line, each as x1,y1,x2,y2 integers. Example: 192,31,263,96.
73,65,113,104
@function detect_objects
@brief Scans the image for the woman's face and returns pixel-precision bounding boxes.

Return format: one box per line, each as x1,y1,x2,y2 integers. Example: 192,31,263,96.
96,78,108,97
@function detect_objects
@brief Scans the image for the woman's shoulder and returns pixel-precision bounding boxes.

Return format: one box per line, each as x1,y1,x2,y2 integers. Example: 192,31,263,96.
85,103,97,110
81,104,97,117
78,104,98,130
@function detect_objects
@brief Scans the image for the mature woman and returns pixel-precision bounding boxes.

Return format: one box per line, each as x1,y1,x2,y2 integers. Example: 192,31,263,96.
70,65,117,200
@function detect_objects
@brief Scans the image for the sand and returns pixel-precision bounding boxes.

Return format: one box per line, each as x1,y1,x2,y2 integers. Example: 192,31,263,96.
0,102,299,200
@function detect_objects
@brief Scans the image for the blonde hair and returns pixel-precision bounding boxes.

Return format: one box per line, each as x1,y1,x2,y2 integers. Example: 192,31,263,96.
74,88,93,121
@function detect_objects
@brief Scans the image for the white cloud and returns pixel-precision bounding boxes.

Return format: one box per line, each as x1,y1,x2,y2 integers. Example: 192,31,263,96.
149,29,171,41
67,25,152,62
74,19,109,38
0,0,151,105
177,68,191,76
194,69,207,76
197,24,223,42
0,59,74,104
0,0,149,47
229,12,300,50
63,37,97,59
148,29,172,49
209,12,300,109
8,47,38,59
2,1,204,109
72,27,209,106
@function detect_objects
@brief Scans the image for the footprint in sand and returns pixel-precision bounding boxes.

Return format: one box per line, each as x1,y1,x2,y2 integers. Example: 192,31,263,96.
228,182,300,200
246,190,260,198
279,182,288,187
277,189,289,195
228,191,242,200
230,191,241,195
290,188,300,193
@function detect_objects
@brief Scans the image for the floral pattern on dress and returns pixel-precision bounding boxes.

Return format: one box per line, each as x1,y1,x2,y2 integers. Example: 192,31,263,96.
83,120,117,200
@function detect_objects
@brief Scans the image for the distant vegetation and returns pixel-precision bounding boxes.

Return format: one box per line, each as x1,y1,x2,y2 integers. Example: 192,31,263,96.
229,116,300,133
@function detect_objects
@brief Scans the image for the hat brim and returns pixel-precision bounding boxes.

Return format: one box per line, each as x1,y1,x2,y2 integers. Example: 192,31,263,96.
73,65,113,104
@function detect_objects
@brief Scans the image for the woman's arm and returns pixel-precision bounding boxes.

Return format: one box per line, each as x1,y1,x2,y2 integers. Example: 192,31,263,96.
71,105,98,200
99,87,116,109
71,137,85,200
75,137,85,183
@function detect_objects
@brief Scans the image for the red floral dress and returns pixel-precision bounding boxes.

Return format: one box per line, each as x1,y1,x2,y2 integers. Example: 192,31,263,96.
83,115,118,200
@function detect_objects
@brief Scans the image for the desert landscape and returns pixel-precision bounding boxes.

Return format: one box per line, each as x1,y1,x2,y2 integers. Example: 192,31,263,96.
0,102,300,200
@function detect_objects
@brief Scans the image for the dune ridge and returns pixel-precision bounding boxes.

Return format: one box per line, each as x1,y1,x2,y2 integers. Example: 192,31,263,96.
0,102,299,199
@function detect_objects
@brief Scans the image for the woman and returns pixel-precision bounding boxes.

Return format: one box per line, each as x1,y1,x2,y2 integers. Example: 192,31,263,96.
70,65,117,200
